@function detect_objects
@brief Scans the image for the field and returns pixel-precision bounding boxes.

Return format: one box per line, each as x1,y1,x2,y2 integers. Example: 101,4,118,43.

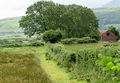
0,42,119,83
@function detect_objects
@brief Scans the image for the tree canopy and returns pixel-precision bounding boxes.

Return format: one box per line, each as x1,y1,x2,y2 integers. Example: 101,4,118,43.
19,1,99,38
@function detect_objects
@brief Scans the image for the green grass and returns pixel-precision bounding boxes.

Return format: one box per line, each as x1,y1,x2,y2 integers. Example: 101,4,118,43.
64,43,104,51
64,42,120,51
0,47,52,83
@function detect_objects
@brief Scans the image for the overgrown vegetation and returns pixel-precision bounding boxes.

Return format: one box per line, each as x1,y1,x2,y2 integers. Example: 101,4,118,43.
97,54,120,83
45,44,120,83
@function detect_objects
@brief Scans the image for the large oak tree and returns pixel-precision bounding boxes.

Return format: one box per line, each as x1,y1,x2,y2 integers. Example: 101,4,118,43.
19,1,99,38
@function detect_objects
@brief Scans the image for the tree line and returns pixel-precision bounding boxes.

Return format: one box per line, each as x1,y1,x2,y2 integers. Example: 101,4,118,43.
19,1,99,41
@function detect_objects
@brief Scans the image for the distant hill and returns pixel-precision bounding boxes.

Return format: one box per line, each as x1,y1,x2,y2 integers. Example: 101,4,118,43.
93,7,120,30
0,17,22,33
103,0,120,7
0,17,25,40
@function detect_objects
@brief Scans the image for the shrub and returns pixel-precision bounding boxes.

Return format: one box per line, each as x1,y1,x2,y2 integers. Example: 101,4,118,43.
43,30,62,43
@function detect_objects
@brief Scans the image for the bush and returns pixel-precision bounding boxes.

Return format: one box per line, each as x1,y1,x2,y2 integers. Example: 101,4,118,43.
43,30,62,43
61,37,97,44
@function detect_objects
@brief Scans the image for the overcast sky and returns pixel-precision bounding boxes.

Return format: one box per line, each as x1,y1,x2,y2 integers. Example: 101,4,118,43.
0,0,112,19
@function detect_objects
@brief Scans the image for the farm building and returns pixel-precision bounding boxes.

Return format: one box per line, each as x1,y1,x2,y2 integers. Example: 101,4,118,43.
99,30,117,41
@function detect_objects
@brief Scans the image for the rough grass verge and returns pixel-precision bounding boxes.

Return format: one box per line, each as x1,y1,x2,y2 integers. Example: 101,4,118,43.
0,48,52,83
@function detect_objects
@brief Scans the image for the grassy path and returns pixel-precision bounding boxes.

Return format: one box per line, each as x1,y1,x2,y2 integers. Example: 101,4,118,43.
37,47,85,83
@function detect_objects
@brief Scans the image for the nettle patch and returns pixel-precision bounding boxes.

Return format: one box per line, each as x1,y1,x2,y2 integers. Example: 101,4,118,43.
97,54,120,83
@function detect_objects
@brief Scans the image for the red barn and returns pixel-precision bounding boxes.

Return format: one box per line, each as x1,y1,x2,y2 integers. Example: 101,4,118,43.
99,30,117,41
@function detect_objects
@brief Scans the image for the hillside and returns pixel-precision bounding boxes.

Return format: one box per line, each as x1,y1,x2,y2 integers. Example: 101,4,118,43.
103,0,120,7
0,17,25,40
93,7,120,30
0,17,22,32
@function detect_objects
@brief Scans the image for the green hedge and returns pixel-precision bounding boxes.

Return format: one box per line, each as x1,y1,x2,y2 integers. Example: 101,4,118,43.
61,37,97,44
0,41,45,47
45,44,120,82
27,41,45,46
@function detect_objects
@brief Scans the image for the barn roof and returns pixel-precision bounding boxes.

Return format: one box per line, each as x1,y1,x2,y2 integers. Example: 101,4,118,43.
99,30,109,35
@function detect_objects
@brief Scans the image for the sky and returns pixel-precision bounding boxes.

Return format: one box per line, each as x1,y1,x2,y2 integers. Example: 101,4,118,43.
0,0,112,19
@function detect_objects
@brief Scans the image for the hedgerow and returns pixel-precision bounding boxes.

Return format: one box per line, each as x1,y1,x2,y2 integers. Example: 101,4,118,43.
0,41,45,47
61,37,97,44
45,44,120,82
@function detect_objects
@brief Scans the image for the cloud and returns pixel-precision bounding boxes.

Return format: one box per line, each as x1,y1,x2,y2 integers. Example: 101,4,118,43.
0,0,38,19
52,0,112,7
0,0,112,19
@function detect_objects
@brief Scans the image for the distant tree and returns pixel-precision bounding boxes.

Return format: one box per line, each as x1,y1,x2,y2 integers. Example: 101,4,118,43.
19,1,99,38
108,26,120,40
